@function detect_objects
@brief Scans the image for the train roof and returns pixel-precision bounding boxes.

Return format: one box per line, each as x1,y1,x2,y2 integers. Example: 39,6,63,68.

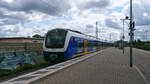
54,28,99,40
47,28,106,42
66,29,83,34
66,29,97,38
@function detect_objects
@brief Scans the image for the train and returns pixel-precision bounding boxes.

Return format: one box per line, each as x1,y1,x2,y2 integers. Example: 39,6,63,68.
43,28,109,62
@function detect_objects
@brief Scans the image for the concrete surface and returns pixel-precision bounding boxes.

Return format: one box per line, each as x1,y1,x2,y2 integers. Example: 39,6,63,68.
32,47,150,84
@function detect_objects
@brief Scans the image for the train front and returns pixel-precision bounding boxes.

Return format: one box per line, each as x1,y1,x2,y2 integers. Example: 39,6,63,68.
43,29,68,62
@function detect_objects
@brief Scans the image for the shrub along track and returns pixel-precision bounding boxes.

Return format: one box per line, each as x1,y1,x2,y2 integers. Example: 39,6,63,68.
0,62,56,82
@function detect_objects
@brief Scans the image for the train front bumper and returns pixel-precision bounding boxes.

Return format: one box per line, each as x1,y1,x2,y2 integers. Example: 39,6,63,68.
43,52,66,62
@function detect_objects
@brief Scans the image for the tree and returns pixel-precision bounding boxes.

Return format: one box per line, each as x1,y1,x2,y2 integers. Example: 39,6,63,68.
137,39,142,43
32,34,42,38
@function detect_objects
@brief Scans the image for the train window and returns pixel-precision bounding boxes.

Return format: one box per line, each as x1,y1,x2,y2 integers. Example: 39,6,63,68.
87,42,99,48
45,29,67,48
77,41,84,49
72,37,75,43
87,42,92,48
89,42,95,47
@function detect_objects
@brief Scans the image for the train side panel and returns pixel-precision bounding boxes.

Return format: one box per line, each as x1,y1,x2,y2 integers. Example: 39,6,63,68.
64,37,77,59
64,36,101,59
65,36,85,59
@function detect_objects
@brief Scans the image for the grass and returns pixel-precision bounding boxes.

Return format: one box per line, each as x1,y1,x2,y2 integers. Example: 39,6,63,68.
134,42,150,51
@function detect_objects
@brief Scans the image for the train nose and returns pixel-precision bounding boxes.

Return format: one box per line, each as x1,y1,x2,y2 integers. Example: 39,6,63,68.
49,54,58,61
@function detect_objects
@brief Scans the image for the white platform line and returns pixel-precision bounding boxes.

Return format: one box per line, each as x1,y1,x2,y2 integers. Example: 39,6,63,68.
134,48,150,54
134,65,150,84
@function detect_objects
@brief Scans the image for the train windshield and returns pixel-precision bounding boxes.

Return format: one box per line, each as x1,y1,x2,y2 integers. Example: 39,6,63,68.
45,29,67,48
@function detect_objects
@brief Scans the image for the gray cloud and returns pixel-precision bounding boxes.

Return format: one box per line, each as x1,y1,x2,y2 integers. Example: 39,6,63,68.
4,28,20,34
127,2,150,40
86,24,94,28
134,25,150,41
79,0,110,10
0,0,71,16
83,24,95,34
133,3,150,26
0,9,29,26
123,2,150,26
0,19,19,26
134,30,147,41
0,0,71,26
0,26,20,37
105,18,121,29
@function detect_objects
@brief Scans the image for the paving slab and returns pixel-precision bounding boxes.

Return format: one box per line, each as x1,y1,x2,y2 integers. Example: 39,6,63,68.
125,48,150,83
32,47,149,84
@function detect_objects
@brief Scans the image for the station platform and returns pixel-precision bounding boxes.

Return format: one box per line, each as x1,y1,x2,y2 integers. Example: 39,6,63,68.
31,47,150,84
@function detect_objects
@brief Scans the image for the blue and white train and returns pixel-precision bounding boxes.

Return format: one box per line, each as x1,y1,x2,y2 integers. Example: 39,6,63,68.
43,28,103,62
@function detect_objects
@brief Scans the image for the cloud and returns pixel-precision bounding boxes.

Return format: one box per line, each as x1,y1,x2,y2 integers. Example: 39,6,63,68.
0,25,20,37
0,0,72,26
86,24,94,28
84,24,95,34
108,0,128,9
134,25,150,41
0,0,149,42
122,0,150,26
0,8,30,26
120,0,150,41
105,18,121,29
0,0,71,16
78,0,110,10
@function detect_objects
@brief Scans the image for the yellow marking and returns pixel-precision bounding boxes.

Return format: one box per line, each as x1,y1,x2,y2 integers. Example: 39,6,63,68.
86,50,98,54
84,40,88,54
72,52,85,58
72,49,100,58
101,47,104,50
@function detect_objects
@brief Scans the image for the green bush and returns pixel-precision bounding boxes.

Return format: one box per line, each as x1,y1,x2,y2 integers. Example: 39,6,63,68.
0,70,12,77
0,62,51,77
134,42,150,51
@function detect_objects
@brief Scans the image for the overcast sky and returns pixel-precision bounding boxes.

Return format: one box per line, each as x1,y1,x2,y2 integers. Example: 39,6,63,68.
0,0,149,41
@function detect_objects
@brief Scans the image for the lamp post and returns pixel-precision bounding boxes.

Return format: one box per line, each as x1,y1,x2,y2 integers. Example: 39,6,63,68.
129,0,135,67
146,31,148,42
120,17,128,54
96,21,98,39
109,33,111,42
121,0,135,67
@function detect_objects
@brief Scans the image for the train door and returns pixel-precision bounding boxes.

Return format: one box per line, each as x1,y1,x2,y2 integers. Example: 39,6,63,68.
84,40,87,54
